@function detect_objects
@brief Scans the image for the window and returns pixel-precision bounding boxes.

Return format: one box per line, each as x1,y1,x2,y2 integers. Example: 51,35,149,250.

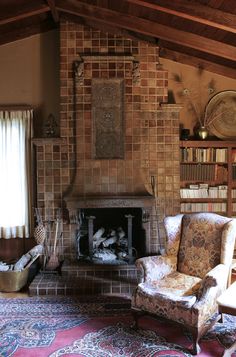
0,109,33,238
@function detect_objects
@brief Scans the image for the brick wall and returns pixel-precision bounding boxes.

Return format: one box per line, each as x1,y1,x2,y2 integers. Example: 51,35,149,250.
34,21,181,260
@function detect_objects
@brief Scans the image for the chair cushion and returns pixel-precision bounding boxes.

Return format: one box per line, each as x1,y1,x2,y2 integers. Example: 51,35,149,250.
135,271,201,313
178,213,230,279
132,271,202,325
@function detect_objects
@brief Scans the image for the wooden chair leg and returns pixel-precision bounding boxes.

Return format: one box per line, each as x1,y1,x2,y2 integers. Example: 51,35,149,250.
189,314,219,355
131,309,144,330
190,328,201,355
192,341,201,355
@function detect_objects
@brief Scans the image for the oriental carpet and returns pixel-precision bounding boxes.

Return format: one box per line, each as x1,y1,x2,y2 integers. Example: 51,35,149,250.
0,296,235,357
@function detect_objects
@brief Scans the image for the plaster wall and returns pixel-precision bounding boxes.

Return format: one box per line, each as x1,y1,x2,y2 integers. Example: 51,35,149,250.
0,30,235,137
162,58,236,135
0,30,60,136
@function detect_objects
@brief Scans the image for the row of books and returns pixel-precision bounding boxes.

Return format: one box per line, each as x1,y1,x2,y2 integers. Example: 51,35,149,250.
180,164,227,182
180,148,227,163
180,203,227,213
180,184,228,198
232,149,236,163
232,165,236,180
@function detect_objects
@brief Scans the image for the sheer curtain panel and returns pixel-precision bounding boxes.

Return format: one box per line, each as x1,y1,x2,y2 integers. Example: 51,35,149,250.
0,109,33,238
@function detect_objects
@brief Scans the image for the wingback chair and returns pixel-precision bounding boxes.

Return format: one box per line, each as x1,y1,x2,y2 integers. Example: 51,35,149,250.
131,212,236,354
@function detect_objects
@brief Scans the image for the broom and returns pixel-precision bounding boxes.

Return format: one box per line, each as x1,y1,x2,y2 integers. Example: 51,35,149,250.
45,218,60,270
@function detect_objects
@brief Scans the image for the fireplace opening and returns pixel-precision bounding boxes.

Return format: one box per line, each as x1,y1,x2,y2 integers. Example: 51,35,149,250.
76,208,146,265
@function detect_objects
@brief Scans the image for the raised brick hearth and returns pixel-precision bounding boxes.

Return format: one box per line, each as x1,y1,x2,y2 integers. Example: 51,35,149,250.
29,262,137,297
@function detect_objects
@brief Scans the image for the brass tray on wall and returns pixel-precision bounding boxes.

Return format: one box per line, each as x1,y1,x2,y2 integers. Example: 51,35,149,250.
206,90,236,140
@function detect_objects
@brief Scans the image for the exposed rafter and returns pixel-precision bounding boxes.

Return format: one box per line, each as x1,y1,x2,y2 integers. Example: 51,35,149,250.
126,0,236,34
45,0,59,22
56,0,236,61
0,18,55,46
159,45,236,79
61,12,157,44
0,0,235,79
0,4,49,26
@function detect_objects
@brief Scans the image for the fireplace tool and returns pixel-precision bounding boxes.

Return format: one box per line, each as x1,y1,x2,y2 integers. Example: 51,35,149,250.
150,175,164,255
45,219,59,270
45,209,62,270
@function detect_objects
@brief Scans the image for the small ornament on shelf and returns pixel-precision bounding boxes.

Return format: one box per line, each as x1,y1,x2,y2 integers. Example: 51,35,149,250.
43,113,58,138
180,128,190,140
196,125,209,140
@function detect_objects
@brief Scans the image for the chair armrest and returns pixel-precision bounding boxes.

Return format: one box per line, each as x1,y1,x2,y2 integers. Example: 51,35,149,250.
196,264,228,302
191,264,228,325
135,255,177,283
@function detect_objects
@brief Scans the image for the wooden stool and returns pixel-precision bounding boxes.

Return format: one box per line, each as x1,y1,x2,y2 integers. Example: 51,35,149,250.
217,281,236,357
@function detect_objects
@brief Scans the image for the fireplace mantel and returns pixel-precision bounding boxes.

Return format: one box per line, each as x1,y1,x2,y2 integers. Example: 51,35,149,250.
65,195,155,210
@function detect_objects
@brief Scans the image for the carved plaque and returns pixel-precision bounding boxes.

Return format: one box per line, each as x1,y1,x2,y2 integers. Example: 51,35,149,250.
92,79,124,159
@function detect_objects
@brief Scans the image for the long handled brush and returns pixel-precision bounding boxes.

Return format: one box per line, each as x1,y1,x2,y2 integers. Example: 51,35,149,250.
151,175,165,255
45,219,60,270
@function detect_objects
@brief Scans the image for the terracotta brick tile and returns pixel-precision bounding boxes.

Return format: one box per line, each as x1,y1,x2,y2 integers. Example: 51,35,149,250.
35,21,182,263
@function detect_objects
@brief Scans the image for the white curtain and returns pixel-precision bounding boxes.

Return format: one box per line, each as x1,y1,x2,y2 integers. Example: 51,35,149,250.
0,110,33,238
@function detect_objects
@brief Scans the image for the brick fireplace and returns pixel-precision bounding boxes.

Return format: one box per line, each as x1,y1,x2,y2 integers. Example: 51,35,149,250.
31,21,181,296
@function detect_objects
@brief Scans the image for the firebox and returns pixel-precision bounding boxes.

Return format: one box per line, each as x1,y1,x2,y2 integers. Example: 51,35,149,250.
66,196,154,264
76,208,145,265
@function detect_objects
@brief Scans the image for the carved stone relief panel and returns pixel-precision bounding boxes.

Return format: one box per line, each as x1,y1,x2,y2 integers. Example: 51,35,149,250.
92,79,124,159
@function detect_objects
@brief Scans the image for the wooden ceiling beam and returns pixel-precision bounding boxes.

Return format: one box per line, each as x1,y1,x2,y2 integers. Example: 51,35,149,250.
46,0,59,22
125,0,236,34
56,0,236,61
61,12,156,44
0,19,56,46
0,4,50,26
159,45,236,79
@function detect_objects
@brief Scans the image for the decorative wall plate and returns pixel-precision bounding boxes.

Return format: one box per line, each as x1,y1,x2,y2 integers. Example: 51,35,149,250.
206,90,236,140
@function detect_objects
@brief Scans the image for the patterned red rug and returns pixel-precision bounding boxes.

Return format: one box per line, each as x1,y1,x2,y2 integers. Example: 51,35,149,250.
0,296,235,357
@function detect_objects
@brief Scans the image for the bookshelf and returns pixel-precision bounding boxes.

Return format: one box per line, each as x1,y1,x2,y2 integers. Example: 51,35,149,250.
180,140,236,217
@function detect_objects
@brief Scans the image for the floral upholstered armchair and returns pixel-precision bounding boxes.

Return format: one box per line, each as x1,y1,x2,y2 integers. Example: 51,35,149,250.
131,212,236,355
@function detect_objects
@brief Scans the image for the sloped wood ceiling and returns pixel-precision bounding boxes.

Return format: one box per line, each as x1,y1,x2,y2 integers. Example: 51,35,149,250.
0,0,236,78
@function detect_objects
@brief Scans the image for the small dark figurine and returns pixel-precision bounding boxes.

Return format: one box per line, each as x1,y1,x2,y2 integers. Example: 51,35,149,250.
180,128,190,140
44,113,58,137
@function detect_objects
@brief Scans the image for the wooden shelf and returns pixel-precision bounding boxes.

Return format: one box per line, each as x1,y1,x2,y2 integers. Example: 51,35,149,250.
32,137,66,145
181,161,227,164
180,140,236,217
180,140,236,148
181,211,227,215
180,198,226,202
181,181,227,185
